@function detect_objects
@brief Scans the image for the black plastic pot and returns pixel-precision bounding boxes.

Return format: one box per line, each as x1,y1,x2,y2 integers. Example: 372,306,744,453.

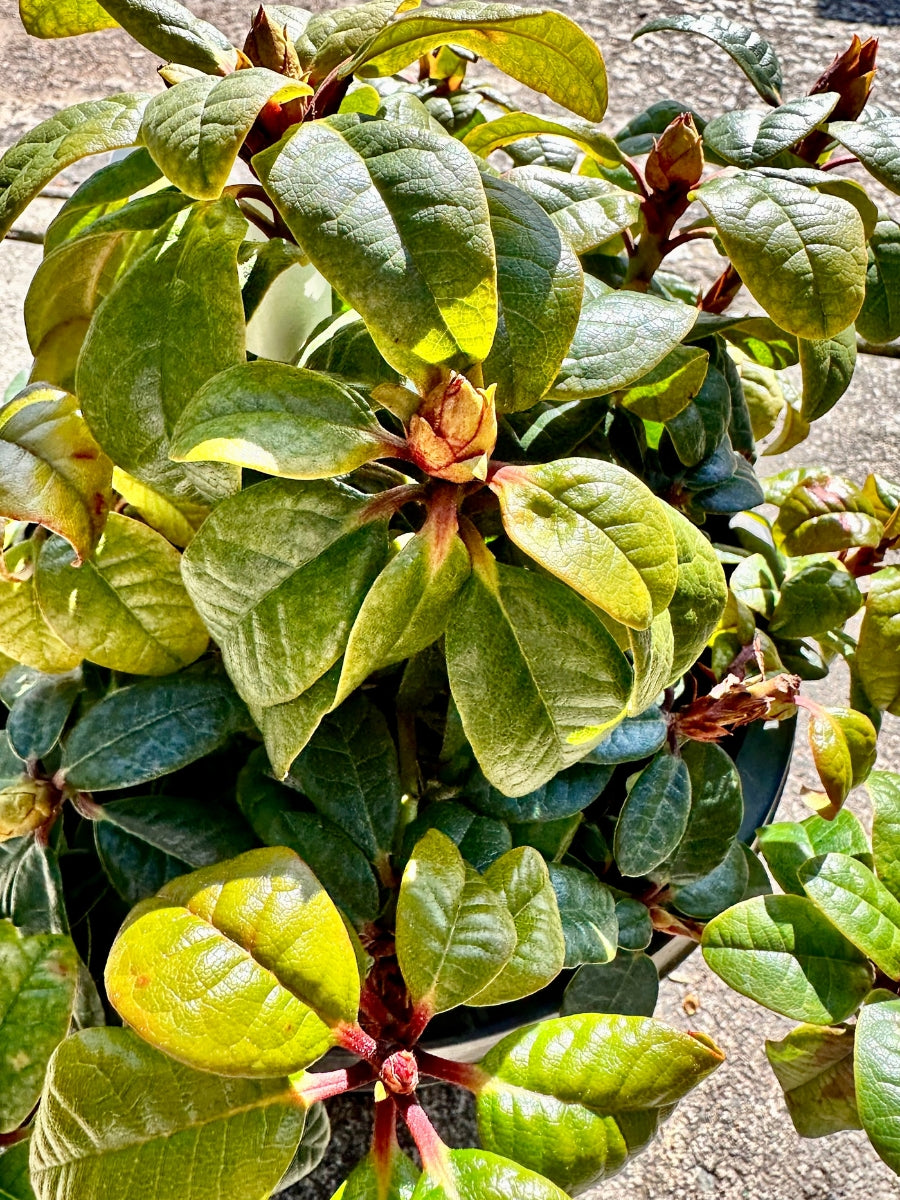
415,715,797,1065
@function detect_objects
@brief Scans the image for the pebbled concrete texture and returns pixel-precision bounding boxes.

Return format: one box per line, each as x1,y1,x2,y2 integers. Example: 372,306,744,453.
1,0,900,1195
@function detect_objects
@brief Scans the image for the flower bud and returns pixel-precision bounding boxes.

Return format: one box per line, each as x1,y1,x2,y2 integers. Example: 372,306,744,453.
797,36,877,161
243,6,304,79
645,114,704,193
380,1049,419,1095
0,778,54,842
407,373,497,484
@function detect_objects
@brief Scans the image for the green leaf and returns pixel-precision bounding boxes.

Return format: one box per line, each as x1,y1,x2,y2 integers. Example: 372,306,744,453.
766,1023,861,1138
758,811,871,897
625,611,674,716
182,478,388,708
347,2,608,121
0,921,78,1132
93,794,257,906
702,94,838,167
0,94,149,240
331,1145,420,1200
59,667,249,791
170,360,393,479
0,1138,33,1200
105,846,361,1075
695,174,867,339
869,771,900,901
586,706,667,765
464,112,620,167
0,385,112,563
402,802,511,875
237,750,379,926
0,543,82,675
614,753,691,878
77,199,246,503
254,115,497,384
730,552,779,619
42,147,163,252
469,847,565,1005
462,761,612,824
666,508,727,680
856,567,900,715
616,346,709,423
561,952,659,1017
141,69,311,201
303,316,402,390
395,830,516,1016
411,1149,569,1200
663,359,732,468
702,894,873,1023
633,15,783,105
858,216,900,344
444,557,632,796
547,863,617,968
274,1101,330,1192
769,560,862,639
35,515,208,676
19,0,116,36
296,0,399,78
94,0,238,74
480,172,583,414
774,474,883,555
829,118,900,197
615,897,653,951
289,694,400,863
652,742,743,885
511,813,581,861
672,839,750,920
0,833,68,937
799,853,900,978
549,290,698,401
337,526,470,704
6,670,81,762
508,165,640,255
798,327,857,422
807,707,878,810
491,458,678,629
112,467,207,549
475,1013,723,1193
30,1027,307,1200
855,998,900,1173
251,666,343,782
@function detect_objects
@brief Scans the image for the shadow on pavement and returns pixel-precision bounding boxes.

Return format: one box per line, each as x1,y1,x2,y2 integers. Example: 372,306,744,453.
818,0,900,23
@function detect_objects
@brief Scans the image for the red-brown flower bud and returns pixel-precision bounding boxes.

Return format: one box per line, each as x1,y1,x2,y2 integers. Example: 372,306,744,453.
407,372,497,484
0,778,54,841
645,114,704,194
243,6,304,78
797,36,878,161
380,1049,419,1095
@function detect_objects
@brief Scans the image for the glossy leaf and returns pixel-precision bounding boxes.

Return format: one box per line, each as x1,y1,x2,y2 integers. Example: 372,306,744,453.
411,1149,568,1200
171,360,391,479
444,556,632,796
829,118,900,197
251,666,342,782
703,94,838,167
481,172,583,413
491,458,677,629
19,0,116,36
35,515,208,676
508,165,640,255
0,921,78,1133
0,1138,33,1200
586,707,667,765
766,1023,860,1138
652,741,743,885
182,478,388,708
141,69,311,200
112,467,208,549
616,346,709,423
402,802,511,875
350,3,608,119
672,839,750,920
289,694,400,863
769,560,862,639
0,94,149,240
41,147,162,252
561,953,659,1018
465,112,620,167
549,289,698,401
0,543,81,675
77,199,245,502
798,328,857,422
105,847,361,1075
59,667,250,791
547,863,617,968
30,1027,307,1200
869,771,900,901
0,385,112,563
858,216,900,344
254,114,497,384
615,897,653,951
0,833,68,937
395,830,516,1015
5,670,80,763
337,526,470,704
332,1146,420,1200
855,998,900,1173
475,1013,723,1193
463,761,612,823
94,0,238,74
702,894,873,1024
807,707,877,811
800,853,900,979
774,474,883,555
856,567,900,715
634,15,783,105
695,174,866,340
614,753,691,878
469,847,565,1005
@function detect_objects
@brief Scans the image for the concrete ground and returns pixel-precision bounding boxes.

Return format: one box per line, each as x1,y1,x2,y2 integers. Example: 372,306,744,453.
2,0,900,1196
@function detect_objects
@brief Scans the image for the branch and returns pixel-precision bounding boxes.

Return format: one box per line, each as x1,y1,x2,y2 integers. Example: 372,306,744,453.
395,1094,450,1177
857,338,900,358
820,154,859,171
415,1049,489,1091
293,1060,377,1105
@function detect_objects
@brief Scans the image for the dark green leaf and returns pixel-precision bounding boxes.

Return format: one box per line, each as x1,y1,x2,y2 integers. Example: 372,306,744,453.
652,742,743,885
769,560,862,638
5,669,80,762
548,863,617,968
672,839,749,920
614,754,691,878
857,216,900,344
0,1137,34,1200
561,952,659,1017
585,707,667,765
703,94,838,167
463,761,612,823
615,897,653,951
798,328,857,422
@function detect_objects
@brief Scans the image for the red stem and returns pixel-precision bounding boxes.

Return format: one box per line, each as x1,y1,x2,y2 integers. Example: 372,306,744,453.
335,1022,379,1062
394,1094,449,1176
294,1061,377,1105
372,1096,398,1172
821,154,859,171
415,1049,489,1091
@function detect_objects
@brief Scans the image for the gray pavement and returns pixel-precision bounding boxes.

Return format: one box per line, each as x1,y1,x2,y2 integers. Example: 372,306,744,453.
2,0,900,1196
